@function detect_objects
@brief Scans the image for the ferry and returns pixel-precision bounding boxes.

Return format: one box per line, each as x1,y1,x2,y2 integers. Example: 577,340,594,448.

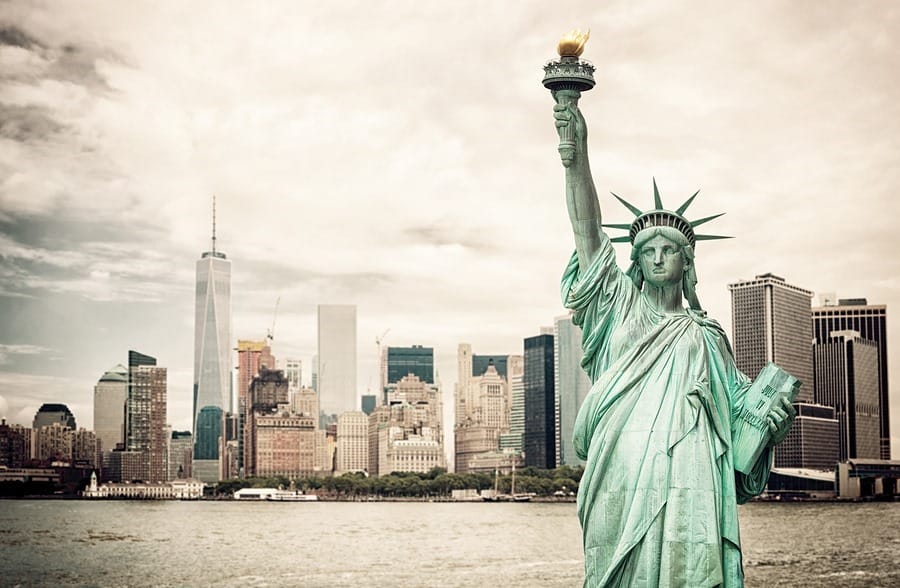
233,488,318,502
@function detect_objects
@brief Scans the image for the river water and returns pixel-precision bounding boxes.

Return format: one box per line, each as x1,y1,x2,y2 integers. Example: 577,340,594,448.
1,500,898,587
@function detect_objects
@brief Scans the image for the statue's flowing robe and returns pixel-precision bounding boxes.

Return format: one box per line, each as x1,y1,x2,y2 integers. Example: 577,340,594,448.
563,234,772,588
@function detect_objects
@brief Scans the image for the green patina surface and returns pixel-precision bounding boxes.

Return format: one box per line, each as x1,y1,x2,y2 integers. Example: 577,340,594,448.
550,77,795,588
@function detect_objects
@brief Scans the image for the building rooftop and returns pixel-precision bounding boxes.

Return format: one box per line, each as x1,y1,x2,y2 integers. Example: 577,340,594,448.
99,364,128,383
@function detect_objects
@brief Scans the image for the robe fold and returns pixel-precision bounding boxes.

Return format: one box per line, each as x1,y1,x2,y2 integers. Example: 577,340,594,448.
563,233,772,588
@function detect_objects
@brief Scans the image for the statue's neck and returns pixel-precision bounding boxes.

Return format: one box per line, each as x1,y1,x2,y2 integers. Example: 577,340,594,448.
643,282,684,314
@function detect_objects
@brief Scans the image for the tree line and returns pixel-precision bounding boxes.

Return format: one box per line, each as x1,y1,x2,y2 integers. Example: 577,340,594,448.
215,465,583,498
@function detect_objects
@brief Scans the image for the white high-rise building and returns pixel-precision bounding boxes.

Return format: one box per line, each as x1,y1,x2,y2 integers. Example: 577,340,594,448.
317,305,357,416
93,364,128,456
555,314,591,466
192,201,232,483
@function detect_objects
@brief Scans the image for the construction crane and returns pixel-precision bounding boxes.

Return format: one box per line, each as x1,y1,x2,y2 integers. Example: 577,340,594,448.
266,296,280,346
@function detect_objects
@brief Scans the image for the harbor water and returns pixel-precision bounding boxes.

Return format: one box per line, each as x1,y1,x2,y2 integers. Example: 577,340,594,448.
1,500,898,587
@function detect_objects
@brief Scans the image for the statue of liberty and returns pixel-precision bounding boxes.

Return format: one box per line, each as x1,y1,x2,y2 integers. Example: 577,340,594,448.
548,33,797,588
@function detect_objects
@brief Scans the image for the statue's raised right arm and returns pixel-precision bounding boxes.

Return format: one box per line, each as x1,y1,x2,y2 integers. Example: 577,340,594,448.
553,90,604,270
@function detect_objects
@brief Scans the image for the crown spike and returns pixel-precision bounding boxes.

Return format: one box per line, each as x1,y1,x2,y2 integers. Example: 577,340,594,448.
694,234,733,241
602,223,632,230
690,212,726,228
610,192,643,217
675,190,700,216
652,177,663,210
610,236,632,243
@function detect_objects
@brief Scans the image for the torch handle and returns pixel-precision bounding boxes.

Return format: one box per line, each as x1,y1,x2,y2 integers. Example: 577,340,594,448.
554,89,582,167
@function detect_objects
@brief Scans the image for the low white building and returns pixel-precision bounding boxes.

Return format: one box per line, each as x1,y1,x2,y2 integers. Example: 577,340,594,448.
82,471,204,499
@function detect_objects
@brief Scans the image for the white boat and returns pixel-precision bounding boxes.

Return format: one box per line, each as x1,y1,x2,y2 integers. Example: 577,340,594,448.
233,488,318,501
266,491,318,502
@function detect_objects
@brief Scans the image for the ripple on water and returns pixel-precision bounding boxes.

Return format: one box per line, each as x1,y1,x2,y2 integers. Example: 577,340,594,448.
1,500,899,587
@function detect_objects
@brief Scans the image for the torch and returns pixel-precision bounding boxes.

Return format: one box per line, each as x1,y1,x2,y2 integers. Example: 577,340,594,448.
542,30,595,167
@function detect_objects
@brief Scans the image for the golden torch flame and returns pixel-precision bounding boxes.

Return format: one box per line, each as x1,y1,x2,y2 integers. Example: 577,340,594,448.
557,29,590,58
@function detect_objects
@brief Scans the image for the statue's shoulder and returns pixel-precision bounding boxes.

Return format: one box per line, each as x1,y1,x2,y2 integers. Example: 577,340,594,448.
687,309,732,352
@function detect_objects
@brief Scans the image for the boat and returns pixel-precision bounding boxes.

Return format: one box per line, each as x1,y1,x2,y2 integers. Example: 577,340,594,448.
266,491,318,502
481,459,532,502
233,487,318,501
509,459,531,502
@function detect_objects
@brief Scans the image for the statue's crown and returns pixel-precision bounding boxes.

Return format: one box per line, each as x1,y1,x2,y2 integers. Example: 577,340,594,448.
603,179,730,247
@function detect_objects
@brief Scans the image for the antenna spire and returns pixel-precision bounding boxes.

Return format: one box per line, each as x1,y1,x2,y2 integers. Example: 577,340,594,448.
211,194,217,253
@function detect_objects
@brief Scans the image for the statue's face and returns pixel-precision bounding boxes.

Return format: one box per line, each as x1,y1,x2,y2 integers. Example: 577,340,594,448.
638,234,686,288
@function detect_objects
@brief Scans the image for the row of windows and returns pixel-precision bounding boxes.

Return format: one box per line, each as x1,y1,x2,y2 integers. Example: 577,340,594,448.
812,308,886,316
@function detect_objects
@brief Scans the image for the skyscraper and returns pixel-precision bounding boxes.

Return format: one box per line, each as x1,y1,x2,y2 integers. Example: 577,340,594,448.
774,402,840,469
812,300,890,459
126,351,167,482
32,403,76,430
236,339,275,475
193,201,232,483
728,273,814,401
524,332,556,469
93,364,128,458
244,367,290,475
385,345,434,387
283,358,302,392
555,314,591,467
236,340,275,412
317,304,357,416
814,330,881,460
500,355,525,454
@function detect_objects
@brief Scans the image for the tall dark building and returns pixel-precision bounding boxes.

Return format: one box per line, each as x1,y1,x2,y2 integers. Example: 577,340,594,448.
126,351,167,481
524,333,555,469
812,300,890,459
814,330,881,461
472,355,508,379
128,350,157,370
386,345,434,385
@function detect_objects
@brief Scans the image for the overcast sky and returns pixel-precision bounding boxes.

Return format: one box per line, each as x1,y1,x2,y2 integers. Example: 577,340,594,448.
1,1,899,454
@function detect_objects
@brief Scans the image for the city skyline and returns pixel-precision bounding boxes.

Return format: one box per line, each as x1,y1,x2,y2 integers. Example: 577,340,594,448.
1,3,899,456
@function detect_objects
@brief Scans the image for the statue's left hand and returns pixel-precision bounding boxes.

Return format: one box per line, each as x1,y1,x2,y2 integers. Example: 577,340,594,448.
766,397,796,446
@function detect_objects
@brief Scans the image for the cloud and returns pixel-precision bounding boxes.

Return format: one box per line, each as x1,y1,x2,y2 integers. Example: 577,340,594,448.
0,371,92,428
0,103,65,142
0,24,43,50
0,1,898,455
0,343,51,364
